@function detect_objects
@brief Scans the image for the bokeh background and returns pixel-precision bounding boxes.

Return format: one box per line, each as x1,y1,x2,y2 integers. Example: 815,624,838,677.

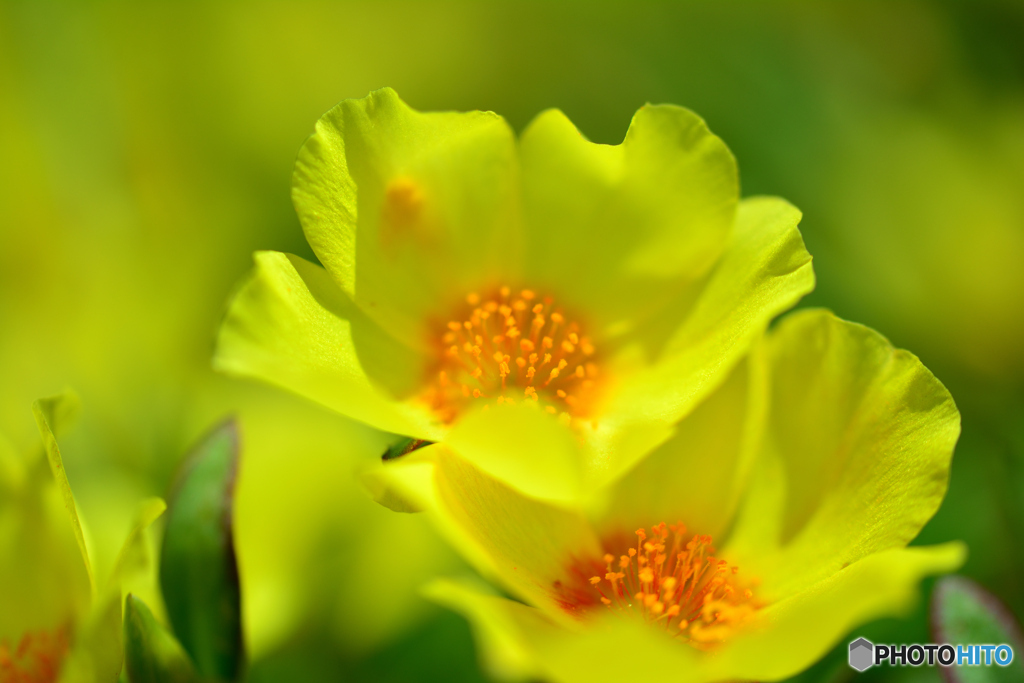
1,2,1022,681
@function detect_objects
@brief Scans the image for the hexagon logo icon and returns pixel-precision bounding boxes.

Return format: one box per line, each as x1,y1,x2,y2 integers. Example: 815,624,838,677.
849,637,874,672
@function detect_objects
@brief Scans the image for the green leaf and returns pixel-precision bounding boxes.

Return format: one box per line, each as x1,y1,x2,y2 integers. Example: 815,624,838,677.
932,576,1024,683
160,420,243,681
123,594,199,683
382,436,432,461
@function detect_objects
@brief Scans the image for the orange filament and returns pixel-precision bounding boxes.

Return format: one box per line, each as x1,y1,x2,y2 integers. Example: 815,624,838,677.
0,628,69,683
424,287,599,422
561,522,759,648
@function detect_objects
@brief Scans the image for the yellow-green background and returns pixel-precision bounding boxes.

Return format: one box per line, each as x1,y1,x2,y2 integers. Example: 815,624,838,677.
1,2,1021,681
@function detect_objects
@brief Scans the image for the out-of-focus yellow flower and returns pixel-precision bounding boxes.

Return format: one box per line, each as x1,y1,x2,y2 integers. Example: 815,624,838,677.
0,393,163,683
216,88,814,503
375,310,963,683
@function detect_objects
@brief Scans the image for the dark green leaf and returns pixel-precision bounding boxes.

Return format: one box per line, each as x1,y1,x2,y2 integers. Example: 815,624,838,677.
123,594,199,683
160,419,243,681
382,436,432,461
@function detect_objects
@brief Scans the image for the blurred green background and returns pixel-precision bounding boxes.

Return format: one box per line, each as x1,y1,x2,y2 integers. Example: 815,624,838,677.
1,2,1022,681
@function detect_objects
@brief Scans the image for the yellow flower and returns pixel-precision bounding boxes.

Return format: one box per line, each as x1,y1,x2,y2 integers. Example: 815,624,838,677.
0,393,163,683
377,310,964,682
215,88,814,502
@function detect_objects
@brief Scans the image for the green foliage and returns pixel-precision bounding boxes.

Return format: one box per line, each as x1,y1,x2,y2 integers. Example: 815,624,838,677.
160,420,243,682
123,595,198,683
933,577,1024,683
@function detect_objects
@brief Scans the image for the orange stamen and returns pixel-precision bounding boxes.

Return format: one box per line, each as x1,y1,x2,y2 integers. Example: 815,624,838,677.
423,287,600,422
0,627,69,683
556,522,759,648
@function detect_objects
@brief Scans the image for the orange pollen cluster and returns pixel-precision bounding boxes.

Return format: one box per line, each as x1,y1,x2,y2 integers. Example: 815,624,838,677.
425,287,599,423
0,629,69,683
582,523,759,647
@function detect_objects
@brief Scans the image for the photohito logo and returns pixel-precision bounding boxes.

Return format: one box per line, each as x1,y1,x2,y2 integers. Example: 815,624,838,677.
848,638,1015,671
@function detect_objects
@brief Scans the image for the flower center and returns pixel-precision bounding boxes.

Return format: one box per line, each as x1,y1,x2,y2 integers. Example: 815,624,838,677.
0,628,69,683
560,522,759,648
424,287,599,423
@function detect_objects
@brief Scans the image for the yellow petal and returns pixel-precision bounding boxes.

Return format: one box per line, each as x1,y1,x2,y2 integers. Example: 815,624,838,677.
599,353,765,539
446,403,583,504
33,391,94,592
215,250,439,440
727,310,960,599
429,448,600,620
718,543,967,681
519,105,736,335
423,577,543,682
587,196,813,487
427,545,963,683
293,87,521,344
